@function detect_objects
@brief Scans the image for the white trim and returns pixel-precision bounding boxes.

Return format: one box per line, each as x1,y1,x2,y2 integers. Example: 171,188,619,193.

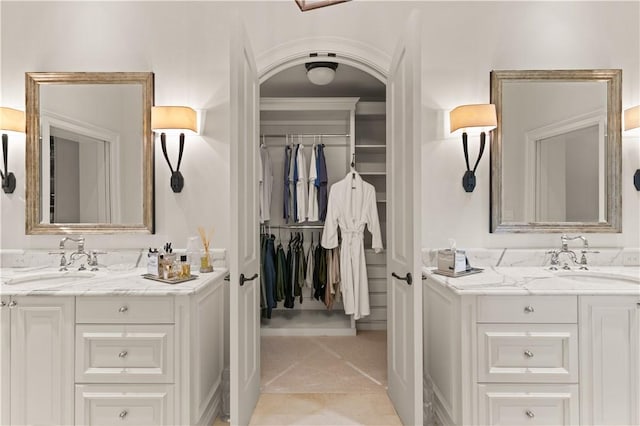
523,109,606,222
40,110,121,224
256,36,390,84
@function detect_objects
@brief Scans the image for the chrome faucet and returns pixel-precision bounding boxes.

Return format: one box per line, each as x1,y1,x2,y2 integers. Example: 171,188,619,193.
54,235,92,271
548,234,596,270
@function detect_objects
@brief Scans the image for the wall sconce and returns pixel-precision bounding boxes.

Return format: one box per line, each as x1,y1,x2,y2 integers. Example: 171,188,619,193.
450,104,497,192
295,0,351,12
151,106,197,193
0,107,25,194
624,105,640,191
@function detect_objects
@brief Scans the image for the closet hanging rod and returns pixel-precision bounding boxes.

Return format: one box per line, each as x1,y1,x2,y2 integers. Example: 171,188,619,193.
260,133,350,138
265,224,325,230
264,143,349,148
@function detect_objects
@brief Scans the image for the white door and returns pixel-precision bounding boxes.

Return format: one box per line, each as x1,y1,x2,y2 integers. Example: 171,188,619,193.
230,17,261,426
386,10,423,426
10,296,74,425
0,297,9,425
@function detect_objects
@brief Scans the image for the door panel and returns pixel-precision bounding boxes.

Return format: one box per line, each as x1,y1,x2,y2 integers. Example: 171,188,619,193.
230,16,261,426
386,10,423,426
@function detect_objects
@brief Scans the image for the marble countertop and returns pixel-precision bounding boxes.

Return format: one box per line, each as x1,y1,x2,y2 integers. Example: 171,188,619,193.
0,266,228,296
423,266,640,296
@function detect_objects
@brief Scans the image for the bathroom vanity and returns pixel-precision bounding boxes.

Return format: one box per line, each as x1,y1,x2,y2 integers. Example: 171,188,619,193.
0,268,226,425
423,266,640,426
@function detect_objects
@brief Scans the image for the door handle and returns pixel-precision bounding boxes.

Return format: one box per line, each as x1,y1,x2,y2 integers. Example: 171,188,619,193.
239,273,258,286
392,272,412,286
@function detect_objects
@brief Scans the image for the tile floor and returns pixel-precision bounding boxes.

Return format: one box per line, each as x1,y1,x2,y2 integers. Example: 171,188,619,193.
250,331,401,425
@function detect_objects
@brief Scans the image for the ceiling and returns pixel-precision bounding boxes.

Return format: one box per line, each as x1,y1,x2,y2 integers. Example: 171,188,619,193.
260,62,385,101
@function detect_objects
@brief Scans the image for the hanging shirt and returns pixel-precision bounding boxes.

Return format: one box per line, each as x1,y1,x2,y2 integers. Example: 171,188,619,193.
307,145,319,222
259,145,273,223
321,172,382,320
295,144,308,222
283,145,292,222
289,145,297,223
316,144,329,221
305,240,315,290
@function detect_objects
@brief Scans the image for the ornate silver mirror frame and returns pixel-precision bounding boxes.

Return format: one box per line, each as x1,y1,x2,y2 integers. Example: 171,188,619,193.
25,72,155,234
490,69,622,233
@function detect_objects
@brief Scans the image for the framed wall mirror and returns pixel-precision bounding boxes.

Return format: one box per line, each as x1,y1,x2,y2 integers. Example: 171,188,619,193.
490,69,622,233
26,72,155,234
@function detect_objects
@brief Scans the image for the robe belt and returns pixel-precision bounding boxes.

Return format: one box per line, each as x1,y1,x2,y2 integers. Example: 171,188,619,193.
341,228,364,245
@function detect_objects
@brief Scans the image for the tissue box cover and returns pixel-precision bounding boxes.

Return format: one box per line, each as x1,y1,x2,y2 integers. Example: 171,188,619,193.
437,249,467,273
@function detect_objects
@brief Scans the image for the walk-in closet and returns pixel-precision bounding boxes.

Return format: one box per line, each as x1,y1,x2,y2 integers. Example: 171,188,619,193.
256,59,390,398
259,61,387,332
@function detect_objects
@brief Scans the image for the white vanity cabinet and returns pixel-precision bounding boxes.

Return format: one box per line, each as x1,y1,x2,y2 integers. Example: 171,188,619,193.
579,296,640,425
0,296,75,425
1,271,226,426
424,278,640,426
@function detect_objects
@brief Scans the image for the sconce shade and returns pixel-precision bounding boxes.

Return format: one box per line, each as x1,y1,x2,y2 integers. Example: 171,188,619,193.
450,104,497,133
151,106,197,133
0,107,25,133
624,105,639,131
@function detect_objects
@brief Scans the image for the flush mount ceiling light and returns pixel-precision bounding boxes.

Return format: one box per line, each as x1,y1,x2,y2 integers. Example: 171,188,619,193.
305,53,338,86
295,0,351,12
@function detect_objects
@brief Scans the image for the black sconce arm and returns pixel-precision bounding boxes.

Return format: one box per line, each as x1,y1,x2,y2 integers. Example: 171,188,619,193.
1,133,16,193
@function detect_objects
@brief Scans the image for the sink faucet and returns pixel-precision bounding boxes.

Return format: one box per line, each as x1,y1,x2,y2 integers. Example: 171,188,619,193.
57,236,91,271
548,234,595,270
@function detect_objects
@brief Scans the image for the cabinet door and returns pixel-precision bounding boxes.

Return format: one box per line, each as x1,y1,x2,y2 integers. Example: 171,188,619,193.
0,297,9,425
580,296,640,425
10,296,74,425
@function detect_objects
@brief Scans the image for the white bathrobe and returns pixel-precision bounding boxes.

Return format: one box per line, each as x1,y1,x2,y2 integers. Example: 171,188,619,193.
321,172,382,320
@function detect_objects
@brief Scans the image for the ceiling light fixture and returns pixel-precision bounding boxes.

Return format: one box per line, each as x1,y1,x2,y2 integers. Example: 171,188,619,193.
295,0,351,12
305,53,338,86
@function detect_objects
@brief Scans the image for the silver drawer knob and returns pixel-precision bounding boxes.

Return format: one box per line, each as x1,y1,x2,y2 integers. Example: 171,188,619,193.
118,306,128,313
118,350,128,359
8,300,17,308
0,301,5,308
524,305,535,313
119,409,128,419
525,409,535,418
524,350,534,358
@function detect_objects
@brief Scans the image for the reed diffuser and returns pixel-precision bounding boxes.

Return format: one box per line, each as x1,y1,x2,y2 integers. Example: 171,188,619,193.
198,226,214,273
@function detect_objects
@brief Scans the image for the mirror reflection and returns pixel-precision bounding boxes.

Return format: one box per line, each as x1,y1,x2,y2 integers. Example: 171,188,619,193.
490,70,622,233
26,72,154,234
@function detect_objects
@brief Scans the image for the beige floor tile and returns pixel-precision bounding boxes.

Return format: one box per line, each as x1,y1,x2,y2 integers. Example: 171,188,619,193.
255,332,400,425
249,393,401,426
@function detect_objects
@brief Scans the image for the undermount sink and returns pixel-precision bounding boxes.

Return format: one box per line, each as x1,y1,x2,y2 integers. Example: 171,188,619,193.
556,271,640,286
2,271,96,286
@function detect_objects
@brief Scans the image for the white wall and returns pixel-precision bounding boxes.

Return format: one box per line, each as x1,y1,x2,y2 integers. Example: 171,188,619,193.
1,1,638,252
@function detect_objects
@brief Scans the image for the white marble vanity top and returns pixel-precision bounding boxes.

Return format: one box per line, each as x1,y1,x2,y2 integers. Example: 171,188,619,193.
0,266,228,296
424,266,640,296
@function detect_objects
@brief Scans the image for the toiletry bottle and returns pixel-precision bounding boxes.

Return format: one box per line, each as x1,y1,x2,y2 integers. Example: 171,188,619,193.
180,255,190,278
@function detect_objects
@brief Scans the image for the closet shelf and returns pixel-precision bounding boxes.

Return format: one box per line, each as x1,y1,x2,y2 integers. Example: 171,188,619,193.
355,144,386,149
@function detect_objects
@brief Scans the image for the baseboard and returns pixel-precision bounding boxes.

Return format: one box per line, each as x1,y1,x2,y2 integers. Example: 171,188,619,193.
196,380,221,426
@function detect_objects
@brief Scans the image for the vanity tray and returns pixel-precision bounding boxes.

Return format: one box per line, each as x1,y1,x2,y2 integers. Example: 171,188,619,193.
142,273,198,285
432,267,483,278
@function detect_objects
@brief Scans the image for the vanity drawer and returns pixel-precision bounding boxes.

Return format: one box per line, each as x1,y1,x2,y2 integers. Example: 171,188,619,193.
478,384,579,425
477,295,577,323
75,324,174,383
75,384,174,425
76,296,174,324
477,324,578,383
